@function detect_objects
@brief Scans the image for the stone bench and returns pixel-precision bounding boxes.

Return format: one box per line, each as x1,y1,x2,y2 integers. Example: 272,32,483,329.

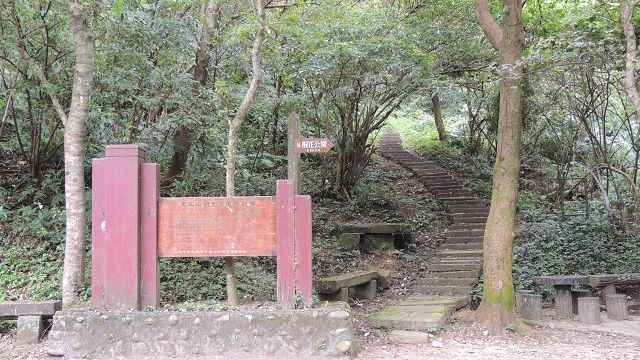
0,300,62,344
315,269,391,302
588,273,640,303
335,223,413,252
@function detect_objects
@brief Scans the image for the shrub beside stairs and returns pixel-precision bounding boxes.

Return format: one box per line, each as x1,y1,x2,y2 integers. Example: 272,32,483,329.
370,130,486,330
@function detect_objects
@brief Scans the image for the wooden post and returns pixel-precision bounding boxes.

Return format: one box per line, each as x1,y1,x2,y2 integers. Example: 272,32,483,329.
102,145,144,310
276,180,296,309
91,158,106,308
578,297,601,324
605,294,628,320
287,112,300,194
294,194,313,307
140,163,160,309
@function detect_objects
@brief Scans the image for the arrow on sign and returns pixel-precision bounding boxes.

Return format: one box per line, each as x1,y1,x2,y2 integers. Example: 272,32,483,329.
294,138,334,153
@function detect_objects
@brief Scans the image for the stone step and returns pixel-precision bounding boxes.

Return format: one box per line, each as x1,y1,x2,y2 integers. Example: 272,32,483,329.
424,180,460,187
445,236,483,244
415,277,478,287
426,270,478,278
413,285,472,296
448,223,485,230
417,173,452,180
453,216,487,224
438,196,477,201
430,258,482,266
450,209,489,215
442,199,485,207
438,250,483,258
369,295,469,331
441,243,483,250
429,185,462,190
428,263,482,272
447,204,487,211
448,230,484,238
435,188,469,194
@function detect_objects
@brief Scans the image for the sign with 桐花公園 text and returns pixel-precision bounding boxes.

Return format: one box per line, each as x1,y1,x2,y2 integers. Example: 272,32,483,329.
294,138,334,153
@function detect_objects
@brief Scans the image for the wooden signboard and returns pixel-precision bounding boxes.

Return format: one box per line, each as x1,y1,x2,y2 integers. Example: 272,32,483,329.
294,138,334,153
157,197,277,257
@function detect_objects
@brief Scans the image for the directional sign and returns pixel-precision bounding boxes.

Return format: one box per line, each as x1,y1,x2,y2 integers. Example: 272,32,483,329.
294,138,334,153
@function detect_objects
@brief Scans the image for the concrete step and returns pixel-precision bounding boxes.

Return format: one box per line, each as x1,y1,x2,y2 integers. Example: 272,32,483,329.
429,185,462,190
450,209,489,215
447,204,487,211
448,230,484,238
413,285,472,295
441,243,483,250
417,173,452,179
428,263,482,272
449,223,485,230
438,196,477,201
442,200,485,207
439,191,474,198
415,277,478,287
438,250,483,258
453,216,487,224
445,237,483,244
425,270,479,278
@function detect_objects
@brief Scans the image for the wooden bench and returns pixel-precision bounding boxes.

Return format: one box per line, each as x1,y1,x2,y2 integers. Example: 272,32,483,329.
335,223,413,252
314,269,391,302
0,300,62,344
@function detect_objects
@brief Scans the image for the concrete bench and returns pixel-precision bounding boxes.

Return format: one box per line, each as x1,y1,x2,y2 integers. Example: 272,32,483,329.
534,275,589,319
588,273,640,302
0,300,62,344
335,223,413,252
314,269,391,302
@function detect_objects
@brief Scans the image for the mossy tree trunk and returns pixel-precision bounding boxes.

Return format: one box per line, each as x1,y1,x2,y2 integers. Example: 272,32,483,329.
474,0,526,331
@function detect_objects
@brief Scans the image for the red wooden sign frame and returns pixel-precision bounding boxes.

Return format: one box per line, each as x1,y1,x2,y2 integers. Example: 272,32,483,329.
91,145,312,311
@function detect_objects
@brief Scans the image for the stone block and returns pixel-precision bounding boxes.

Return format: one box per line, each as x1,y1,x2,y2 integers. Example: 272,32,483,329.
571,289,591,315
320,287,349,302
515,290,535,315
520,294,542,321
338,233,361,251
0,300,61,317
46,306,357,358
17,315,44,344
376,269,392,289
350,279,377,299
605,294,628,321
362,233,395,252
578,297,601,324
389,330,430,344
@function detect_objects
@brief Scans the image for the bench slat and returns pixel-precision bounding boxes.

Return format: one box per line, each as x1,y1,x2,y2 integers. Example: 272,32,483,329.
314,271,379,293
0,300,62,318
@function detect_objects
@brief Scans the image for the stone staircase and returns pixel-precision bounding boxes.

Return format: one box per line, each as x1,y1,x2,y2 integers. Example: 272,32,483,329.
370,130,486,330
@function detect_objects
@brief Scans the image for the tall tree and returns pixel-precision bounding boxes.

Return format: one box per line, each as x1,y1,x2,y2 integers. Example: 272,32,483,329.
165,1,219,184
62,2,95,305
224,0,266,306
474,0,526,330
431,94,449,141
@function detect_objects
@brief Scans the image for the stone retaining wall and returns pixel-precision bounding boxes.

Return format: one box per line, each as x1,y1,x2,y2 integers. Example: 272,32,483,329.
46,306,355,358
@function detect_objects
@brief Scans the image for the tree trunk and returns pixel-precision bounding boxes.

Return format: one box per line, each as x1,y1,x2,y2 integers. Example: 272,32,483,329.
431,94,448,141
474,0,526,331
62,2,95,305
165,1,218,185
224,0,266,306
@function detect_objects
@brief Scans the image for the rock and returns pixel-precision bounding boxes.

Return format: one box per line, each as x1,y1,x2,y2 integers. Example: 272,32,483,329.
389,330,430,344
335,340,352,353
328,310,350,319
431,340,444,348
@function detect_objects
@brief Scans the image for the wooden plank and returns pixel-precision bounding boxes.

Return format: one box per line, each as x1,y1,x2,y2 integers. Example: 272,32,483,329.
294,195,313,306
90,158,106,308
140,163,160,308
314,271,379,293
0,301,61,318
103,145,143,310
157,197,277,257
276,180,296,309
588,273,640,287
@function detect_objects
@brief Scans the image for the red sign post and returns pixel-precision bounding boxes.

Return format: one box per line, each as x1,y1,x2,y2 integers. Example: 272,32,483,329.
91,145,312,311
